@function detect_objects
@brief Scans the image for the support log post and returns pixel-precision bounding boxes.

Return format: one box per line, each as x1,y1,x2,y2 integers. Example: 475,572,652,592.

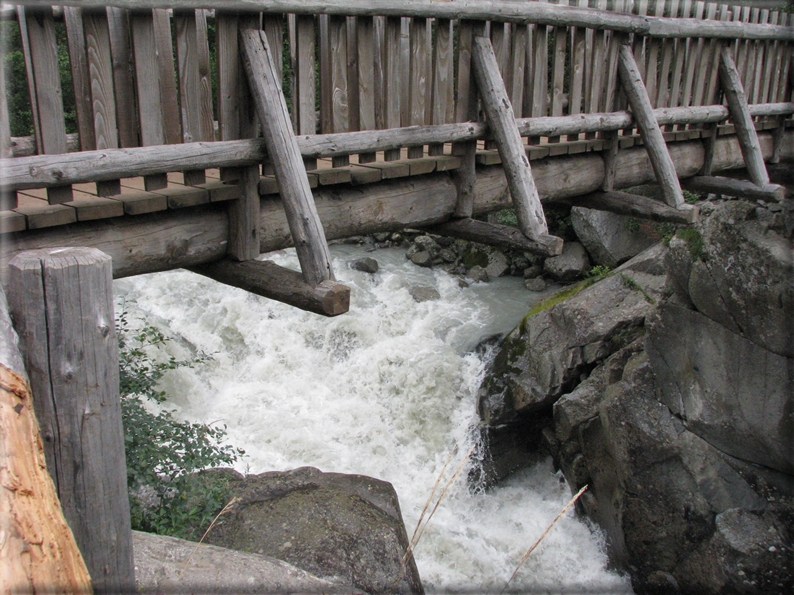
617,39,685,208
471,35,559,249
0,286,93,594
240,29,335,286
718,44,770,186
7,247,134,594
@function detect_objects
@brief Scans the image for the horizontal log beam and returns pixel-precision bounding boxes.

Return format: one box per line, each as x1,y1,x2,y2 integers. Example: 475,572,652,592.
561,191,699,224
11,1,793,40
189,259,350,316
0,131,786,284
682,176,786,203
426,218,563,256
4,103,791,191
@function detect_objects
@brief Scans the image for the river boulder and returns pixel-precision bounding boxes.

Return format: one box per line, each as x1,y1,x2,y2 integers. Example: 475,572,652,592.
542,241,591,281
203,466,424,595
476,198,794,595
133,530,366,594
571,206,658,268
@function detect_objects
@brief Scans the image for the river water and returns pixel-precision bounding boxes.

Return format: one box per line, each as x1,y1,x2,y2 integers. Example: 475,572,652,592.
115,244,632,594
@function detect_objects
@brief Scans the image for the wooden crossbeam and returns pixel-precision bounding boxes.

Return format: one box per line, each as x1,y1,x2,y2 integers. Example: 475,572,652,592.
560,191,699,224
240,28,335,286
190,259,350,317
471,35,559,247
617,38,685,208
718,44,770,187
682,176,784,203
426,218,563,256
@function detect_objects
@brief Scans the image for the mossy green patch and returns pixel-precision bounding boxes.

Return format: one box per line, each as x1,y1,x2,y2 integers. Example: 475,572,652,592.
619,273,656,304
676,227,705,261
520,276,602,332
462,246,489,269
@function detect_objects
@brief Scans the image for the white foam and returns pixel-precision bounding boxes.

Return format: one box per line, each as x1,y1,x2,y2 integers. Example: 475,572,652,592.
115,245,632,593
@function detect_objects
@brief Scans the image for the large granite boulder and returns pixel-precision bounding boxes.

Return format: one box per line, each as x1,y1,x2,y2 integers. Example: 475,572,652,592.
476,199,794,594
571,206,658,268
478,244,666,428
667,200,794,358
133,530,366,594
204,467,423,595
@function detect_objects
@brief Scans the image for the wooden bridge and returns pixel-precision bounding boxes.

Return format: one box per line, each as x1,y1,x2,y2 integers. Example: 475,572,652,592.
0,1,792,592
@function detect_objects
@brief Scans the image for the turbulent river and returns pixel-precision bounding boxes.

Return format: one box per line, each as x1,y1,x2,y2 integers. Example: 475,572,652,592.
115,244,632,594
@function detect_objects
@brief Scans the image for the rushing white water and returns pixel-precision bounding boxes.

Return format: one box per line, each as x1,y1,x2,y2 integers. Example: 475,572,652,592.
115,244,632,594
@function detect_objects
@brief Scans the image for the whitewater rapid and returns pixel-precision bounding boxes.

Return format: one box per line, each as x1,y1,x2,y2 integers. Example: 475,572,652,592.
115,244,632,594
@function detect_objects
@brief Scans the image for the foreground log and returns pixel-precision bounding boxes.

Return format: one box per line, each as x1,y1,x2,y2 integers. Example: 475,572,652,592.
6,248,134,594
682,176,785,203
0,132,784,283
0,286,93,594
190,259,350,317
426,218,563,256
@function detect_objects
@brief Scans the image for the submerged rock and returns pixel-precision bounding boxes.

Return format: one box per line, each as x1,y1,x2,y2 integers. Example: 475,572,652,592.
409,285,440,303
204,467,423,595
351,257,379,274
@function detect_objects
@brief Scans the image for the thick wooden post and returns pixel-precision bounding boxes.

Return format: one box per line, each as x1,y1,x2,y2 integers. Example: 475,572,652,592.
618,40,684,208
0,286,93,594
718,44,770,187
471,35,554,244
240,28,335,286
7,247,134,594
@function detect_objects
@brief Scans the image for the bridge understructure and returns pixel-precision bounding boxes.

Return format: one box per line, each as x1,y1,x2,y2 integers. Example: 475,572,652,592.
0,1,792,591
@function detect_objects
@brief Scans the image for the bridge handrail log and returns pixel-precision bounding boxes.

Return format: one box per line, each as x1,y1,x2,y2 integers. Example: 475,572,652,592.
7,0,794,41
2,102,791,192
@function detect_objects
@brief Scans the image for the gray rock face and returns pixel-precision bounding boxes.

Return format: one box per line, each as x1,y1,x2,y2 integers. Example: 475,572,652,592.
351,257,379,273
205,467,423,595
476,204,794,594
133,531,365,594
646,303,794,475
669,200,794,358
467,265,489,283
524,277,546,292
571,206,658,268
409,285,440,303
479,250,665,427
410,250,433,267
543,241,591,281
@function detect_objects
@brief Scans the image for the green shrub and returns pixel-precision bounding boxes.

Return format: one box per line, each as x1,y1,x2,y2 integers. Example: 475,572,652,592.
118,311,243,540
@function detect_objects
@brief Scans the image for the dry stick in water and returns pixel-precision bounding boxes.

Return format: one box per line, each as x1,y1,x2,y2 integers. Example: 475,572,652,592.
178,496,242,579
409,445,458,546
403,443,477,566
500,485,589,595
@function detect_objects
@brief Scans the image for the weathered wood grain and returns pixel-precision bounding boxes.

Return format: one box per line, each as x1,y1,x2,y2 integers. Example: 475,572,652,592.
472,35,549,239
63,7,96,151
426,217,562,256
190,259,350,317
618,40,684,207
0,132,786,281
0,286,93,594
561,190,699,223
683,175,783,202
7,247,134,593
152,8,181,145
241,29,335,286
718,45,769,187
106,7,138,149
19,0,792,40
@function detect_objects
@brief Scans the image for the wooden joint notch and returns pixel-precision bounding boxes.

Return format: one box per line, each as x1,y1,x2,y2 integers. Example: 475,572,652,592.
683,176,785,203
425,218,563,257
189,258,350,317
